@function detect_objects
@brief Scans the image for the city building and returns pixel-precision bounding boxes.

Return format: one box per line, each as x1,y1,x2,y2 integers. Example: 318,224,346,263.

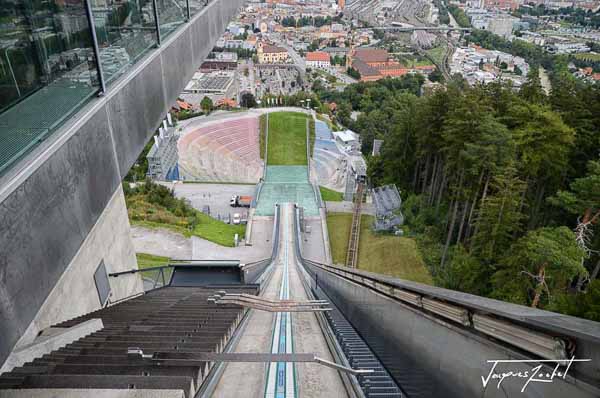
348,48,409,81
306,51,331,69
546,41,591,54
450,45,529,86
483,0,519,9
184,71,235,95
333,129,360,149
257,41,289,63
488,17,516,38
323,47,350,57
200,52,239,71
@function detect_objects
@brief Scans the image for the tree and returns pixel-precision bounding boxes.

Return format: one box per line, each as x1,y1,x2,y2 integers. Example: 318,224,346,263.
336,101,352,126
549,280,600,321
428,68,444,83
510,102,575,226
442,245,490,295
519,67,545,104
492,227,586,308
347,67,361,80
471,166,526,263
200,96,213,114
549,159,600,285
310,70,600,320
240,92,257,108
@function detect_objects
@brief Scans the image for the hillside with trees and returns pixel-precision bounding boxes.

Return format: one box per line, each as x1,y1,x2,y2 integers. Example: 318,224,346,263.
318,73,600,320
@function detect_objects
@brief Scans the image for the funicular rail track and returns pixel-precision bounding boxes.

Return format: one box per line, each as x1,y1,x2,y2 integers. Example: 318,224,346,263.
345,182,364,268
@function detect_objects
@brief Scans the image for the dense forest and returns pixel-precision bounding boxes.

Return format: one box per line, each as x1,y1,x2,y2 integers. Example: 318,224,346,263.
317,71,600,320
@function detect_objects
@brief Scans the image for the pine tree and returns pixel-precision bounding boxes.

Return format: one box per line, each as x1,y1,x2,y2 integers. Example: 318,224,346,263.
471,166,526,263
492,227,586,308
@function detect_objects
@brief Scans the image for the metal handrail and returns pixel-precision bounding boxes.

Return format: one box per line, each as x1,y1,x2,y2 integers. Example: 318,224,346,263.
109,265,172,277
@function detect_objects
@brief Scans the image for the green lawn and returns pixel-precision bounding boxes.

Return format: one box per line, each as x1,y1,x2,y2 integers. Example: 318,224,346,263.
327,213,353,264
425,45,447,66
136,253,169,269
267,112,309,165
128,195,245,247
193,212,246,247
320,186,344,202
135,253,173,284
574,53,600,61
327,213,433,285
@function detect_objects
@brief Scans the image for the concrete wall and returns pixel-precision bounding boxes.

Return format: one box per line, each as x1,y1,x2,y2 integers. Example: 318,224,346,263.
305,263,600,398
12,186,142,350
0,0,245,367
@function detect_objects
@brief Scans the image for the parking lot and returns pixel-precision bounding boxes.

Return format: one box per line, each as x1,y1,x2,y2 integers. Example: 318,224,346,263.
160,182,257,222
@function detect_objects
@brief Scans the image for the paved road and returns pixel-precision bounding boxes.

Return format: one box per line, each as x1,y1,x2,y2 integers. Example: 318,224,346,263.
131,226,192,260
160,182,256,223
275,40,306,72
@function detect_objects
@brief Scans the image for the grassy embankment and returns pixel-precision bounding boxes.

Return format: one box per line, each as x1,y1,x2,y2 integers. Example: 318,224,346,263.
327,213,433,285
136,253,169,269
267,112,309,165
320,186,344,202
126,182,245,247
135,253,173,282
425,45,447,66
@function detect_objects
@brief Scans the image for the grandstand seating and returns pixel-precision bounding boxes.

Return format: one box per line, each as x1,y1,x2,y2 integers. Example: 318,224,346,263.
178,116,263,183
311,120,347,192
372,185,404,231
312,135,347,191
315,120,333,140
313,148,347,191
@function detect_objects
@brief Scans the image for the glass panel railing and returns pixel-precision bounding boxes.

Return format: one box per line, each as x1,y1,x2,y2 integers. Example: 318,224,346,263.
140,267,173,291
90,0,158,83
0,0,100,175
154,0,186,39
188,0,207,17
0,0,214,176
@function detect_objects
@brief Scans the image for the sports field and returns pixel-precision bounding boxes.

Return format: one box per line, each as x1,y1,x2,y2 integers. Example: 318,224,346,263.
327,213,433,285
267,112,309,165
